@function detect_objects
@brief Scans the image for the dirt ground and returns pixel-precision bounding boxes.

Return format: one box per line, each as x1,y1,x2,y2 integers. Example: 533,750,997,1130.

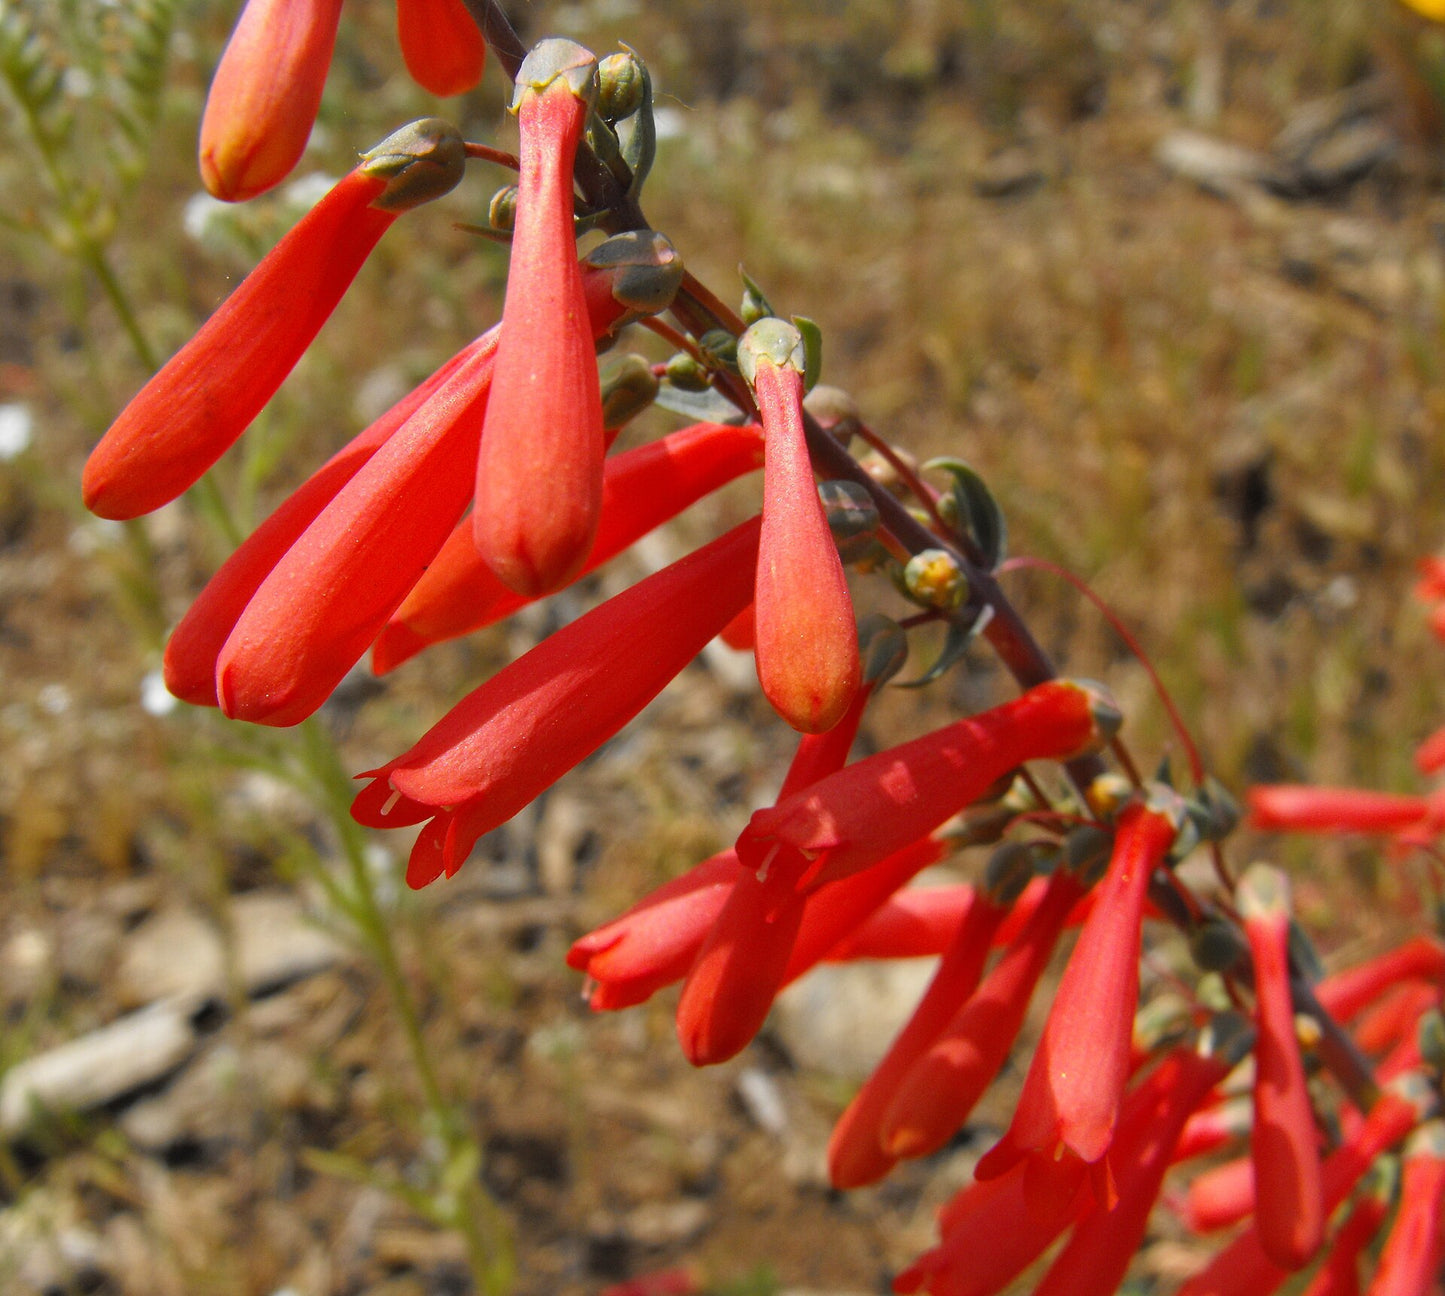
4,0,1445,1292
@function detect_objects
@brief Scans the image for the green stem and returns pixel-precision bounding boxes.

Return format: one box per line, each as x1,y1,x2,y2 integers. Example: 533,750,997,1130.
294,719,512,1295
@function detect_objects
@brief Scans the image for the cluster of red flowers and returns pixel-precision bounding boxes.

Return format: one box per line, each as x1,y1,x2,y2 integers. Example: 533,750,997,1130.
83,5,1445,1292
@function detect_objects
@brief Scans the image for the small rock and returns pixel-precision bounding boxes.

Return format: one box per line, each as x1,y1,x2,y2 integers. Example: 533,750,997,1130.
735,1068,788,1136
773,961,936,1081
1155,130,1277,197
0,998,196,1134
115,892,344,1008
624,1198,709,1247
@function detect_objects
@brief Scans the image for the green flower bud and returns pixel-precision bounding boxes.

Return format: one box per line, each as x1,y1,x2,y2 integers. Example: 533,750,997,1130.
737,318,807,387
819,480,880,563
489,184,518,232
598,50,647,121
599,354,659,429
665,352,712,391
361,118,467,212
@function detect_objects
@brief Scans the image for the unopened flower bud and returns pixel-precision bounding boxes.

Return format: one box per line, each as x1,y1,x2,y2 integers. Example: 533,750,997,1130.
585,230,685,319
737,318,807,386
513,37,599,108
1086,771,1132,819
902,548,968,612
361,118,467,212
819,480,879,562
489,184,518,231
1062,824,1112,879
804,384,862,445
859,445,918,494
597,50,646,120
699,329,740,373
984,840,1042,904
599,354,659,429
665,352,712,391
1191,915,1248,972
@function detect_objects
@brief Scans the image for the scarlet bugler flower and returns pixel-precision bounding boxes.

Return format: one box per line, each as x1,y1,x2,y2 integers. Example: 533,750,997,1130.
879,870,1086,1169
396,0,487,97
473,40,606,597
199,0,344,202
1177,1080,1428,1296
827,880,1009,1188
372,419,765,672
1248,785,1433,835
1364,1123,1445,1295
1239,863,1324,1270
738,318,861,733
84,119,466,520
735,679,1120,896
162,330,494,707
352,516,761,887
975,797,1179,1185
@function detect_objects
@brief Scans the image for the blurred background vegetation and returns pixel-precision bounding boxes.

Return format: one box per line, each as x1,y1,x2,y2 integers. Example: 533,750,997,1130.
5,0,1445,1292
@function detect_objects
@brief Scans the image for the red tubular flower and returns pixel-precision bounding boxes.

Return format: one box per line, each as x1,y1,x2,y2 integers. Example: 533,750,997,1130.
672,680,879,1063
738,319,860,734
820,882,977,962
163,333,494,707
395,0,486,97
736,679,1118,893
473,41,605,597
1248,786,1432,835
352,516,761,887
975,799,1178,1182
1351,982,1440,1055
1302,1189,1389,1296
199,0,343,201
1316,936,1445,1023
1173,1095,1251,1164
84,120,466,520
881,870,1085,1165
1240,864,1324,1270
827,885,1007,1189
893,1155,1090,1296
1365,1123,1445,1296
1182,1155,1256,1234
372,420,765,672
675,866,808,1065
568,850,742,1011
1414,722,1445,775
1031,1046,1233,1296
215,340,499,725
1177,1083,1425,1296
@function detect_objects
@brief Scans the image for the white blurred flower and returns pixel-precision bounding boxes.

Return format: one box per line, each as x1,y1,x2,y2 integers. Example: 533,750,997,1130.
0,402,32,460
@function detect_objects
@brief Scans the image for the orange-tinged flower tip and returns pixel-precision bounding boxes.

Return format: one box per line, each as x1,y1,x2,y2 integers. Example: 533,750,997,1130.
396,0,486,97
741,320,860,734
199,0,344,202
473,65,605,597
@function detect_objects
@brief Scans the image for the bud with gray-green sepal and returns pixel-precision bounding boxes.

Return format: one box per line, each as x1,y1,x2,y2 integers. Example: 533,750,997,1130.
1191,915,1248,973
584,230,685,322
361,118,467,212
665,352,712,391
513,38,600,109
819,480,880,563
600,354,659,429
699,329,740,374
857,614,908,685
598,50,647,120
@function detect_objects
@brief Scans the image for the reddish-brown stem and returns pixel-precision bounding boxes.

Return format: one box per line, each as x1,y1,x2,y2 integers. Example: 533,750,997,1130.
853,422,951,539
464,141,520,170
640,314,704,362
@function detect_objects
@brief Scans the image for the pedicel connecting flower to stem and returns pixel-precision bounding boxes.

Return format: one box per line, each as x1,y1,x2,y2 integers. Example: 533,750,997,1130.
81,4,1445,1292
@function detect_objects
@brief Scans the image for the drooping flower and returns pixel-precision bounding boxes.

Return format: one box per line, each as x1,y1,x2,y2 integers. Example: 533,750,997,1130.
162,331,494,706
1029,1043,1234,1296
473,40,605,597
738,318,860,733
172,232,681,725
84,120,466,520
1239,863,1324,1270
352,516,761,887
975,797,1179,1183
1247,786,1433,835
735,679,1119,894
1182,1155,1256,1234
1367,1122,1445,1296
827,880,1008,1188
372,420,765,672
199,0,344,202
1301,1185,1389,1296
1315,936,1445,1024
396,0,487,97
1177,1081,1427,1296
880,870,1086,1166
